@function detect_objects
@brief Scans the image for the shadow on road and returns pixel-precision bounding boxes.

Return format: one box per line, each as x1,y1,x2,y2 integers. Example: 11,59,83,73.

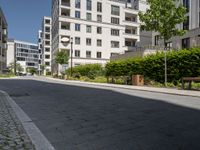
0,79,200,150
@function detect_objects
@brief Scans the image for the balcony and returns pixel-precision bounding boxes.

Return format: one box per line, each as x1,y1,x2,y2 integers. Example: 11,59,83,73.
61,0,70,7
61,8,70,17
2,43,7,50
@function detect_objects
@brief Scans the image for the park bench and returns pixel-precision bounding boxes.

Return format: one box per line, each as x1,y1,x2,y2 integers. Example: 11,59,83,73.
182,77,200,90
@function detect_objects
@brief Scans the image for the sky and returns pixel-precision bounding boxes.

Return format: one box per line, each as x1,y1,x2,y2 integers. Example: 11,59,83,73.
0,0,51,43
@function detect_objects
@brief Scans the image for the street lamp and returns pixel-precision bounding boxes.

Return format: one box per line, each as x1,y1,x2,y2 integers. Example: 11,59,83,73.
61,36,73,76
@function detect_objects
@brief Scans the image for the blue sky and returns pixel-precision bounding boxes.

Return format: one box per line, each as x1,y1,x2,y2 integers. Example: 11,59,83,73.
0,0,51,43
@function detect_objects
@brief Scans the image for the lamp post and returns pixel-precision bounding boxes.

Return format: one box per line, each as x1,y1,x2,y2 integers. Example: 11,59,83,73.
70,37,73,77
61,36,73,76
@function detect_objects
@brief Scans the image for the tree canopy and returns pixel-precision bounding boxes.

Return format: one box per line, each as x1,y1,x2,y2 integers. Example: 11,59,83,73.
55,50,69,65
139,0,187,43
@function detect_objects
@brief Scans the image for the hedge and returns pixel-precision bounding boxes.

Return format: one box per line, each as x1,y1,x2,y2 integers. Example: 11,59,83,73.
105,48,200,83
66,64,105,79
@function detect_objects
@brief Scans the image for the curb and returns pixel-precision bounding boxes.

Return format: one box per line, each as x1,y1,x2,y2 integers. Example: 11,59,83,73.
0,90,55,150
43,77,200,98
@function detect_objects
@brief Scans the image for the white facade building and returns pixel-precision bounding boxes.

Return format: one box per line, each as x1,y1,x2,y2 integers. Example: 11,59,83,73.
7,39,39,74
0,7,8,73
153,0,200,49
41,17,52,75
51,0,149,74
38,30,43,75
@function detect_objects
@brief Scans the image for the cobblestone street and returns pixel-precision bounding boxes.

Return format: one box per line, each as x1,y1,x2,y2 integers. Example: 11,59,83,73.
0,92,35,150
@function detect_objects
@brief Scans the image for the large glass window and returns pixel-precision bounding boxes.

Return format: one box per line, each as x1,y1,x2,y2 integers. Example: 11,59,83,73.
75,11,80,18
75,24,81,31
86,25,92,33
183,0,189,12
75,50,80,57
87,0,92,10
183,16,189,30
97,2,102,12
111,5,120,16
75,0,80,8
86,13,92,20
111,17,119,24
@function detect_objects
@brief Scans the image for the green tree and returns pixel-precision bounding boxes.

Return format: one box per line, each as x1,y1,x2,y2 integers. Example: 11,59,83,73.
27,67,37,75
138,0,187,85
8,62,23,73
55,50,69,65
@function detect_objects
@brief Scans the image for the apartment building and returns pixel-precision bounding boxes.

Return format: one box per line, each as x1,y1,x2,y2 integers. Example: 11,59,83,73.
7,39,39,74
51,0,149,74
38,30,43,75
153,0,200,49
40,17,52,75
0,7,8,74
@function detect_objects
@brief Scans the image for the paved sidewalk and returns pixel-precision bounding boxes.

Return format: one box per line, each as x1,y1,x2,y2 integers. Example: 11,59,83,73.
42,77,200,98
0,91,35,150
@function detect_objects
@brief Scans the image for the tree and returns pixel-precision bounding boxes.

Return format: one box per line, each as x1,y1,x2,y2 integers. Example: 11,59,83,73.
139,0,187,86
27,67,37,75
55,50,69,65
8,62,23,73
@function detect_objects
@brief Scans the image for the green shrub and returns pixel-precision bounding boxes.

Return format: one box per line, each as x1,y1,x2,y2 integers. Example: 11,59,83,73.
106,48,200,83
66,64,105,79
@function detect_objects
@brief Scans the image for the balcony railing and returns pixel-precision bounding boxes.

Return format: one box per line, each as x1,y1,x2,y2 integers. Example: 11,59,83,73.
61,2,70,7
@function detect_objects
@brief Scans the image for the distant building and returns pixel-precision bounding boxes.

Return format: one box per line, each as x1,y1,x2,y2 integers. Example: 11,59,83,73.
0,7,8,73
153,0,200,49
51,0,150,75
7,39,39,74
37,16,52,75
38,30,43,75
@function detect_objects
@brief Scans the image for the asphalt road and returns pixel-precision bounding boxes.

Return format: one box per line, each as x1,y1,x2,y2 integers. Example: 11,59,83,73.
0,77,200,150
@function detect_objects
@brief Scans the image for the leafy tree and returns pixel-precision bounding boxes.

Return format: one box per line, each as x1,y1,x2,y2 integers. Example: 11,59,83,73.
55,50,69,65
138,0,187,85
139,0,186,45
27,67,37,75
8,62,23,73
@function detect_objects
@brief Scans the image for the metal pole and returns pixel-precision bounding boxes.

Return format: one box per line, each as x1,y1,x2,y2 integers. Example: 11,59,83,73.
164,43,167,87
70,37,73,77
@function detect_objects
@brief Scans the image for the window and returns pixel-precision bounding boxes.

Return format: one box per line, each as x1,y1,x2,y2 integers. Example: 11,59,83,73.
154,35,159,45
87,0,92,10
75,24,81,31
86,25,92,33
97,15,102,22
97,39,102,46
183,16,189,30
111,29,119,36
75,11,80,18
45,48,50,52
86,13,92,20
45,62,50,66
97,52,102,58
75,0,80,8
45,41,50,45
111,41,120,48
111,17,120,24
86,51,91,58
45,34,50,39
75,37,80,45
97,2,102,12
86,38,91,45
111,5,120,16
183,0,189,12
45,55,50,59
182,38,190,49
45,19,50,24
45,27,50,32
75,50,80,57
97,27,102,34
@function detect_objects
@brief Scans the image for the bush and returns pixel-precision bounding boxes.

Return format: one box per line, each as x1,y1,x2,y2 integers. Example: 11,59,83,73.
46,71,51,76
106,48,200,83
66,64,105,79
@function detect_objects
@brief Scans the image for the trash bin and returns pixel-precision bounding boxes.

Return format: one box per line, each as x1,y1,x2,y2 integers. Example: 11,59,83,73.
132,75,144,86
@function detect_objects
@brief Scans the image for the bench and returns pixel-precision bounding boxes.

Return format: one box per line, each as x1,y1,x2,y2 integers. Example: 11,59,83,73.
182,77,200,90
